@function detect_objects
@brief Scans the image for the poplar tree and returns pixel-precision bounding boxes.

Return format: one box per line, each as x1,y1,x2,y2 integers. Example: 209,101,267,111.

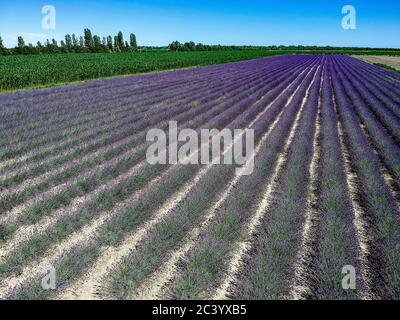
130,33,138,51
117,31,124,48
65,34,72,48
16,36,26,54
114,35,119,51
84,28,94,49
72,34,78,47
17,36,25,48
0,35,4,54
36,41,43,54
107,36,113,50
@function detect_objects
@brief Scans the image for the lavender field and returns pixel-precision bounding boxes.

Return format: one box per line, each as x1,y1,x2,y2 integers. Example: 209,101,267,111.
0,55,399,300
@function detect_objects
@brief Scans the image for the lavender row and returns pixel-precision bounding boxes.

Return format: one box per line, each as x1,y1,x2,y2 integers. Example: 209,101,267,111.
329,58,400,298
311,65,365,299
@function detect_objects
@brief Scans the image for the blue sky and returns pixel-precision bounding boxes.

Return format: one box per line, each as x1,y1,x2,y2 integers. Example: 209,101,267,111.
1,0,399,48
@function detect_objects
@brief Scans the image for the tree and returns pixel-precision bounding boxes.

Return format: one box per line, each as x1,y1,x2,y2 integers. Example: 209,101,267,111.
195,43,205,51
43,39,51,54
107,36,113,50
26,43,38,55
130,33,138,51
84,28,94,49
65,34,72,48
93,35,101,50
16,36,26,54
36,41,43,54
46,38,59,54
60,40,67,53
0,35,4,55
17,36,25,48
117,31,124,48
114,35,119,51
72,34,78,47
168,41,182,52
183,41,195,51
79,36,84,48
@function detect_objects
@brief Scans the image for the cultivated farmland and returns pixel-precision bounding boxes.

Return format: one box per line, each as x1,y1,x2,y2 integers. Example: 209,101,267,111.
0,55,399,300
0,50,288,91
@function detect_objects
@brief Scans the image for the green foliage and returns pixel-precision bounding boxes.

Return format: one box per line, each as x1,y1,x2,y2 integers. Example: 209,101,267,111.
373,63,400,73
65,34,72,48
1,29,136,56
117,31,124,48
130,33,138,51
106,36,113,50
167,41,400,55
0,35,4,55
84,28,94,49
17,36,25,48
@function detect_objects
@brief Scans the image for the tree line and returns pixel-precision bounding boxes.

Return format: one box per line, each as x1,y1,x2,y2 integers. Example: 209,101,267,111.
167,41,400,52
166,41,266,52
167,41,278,52
0,29,137,55
1,32,399,56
